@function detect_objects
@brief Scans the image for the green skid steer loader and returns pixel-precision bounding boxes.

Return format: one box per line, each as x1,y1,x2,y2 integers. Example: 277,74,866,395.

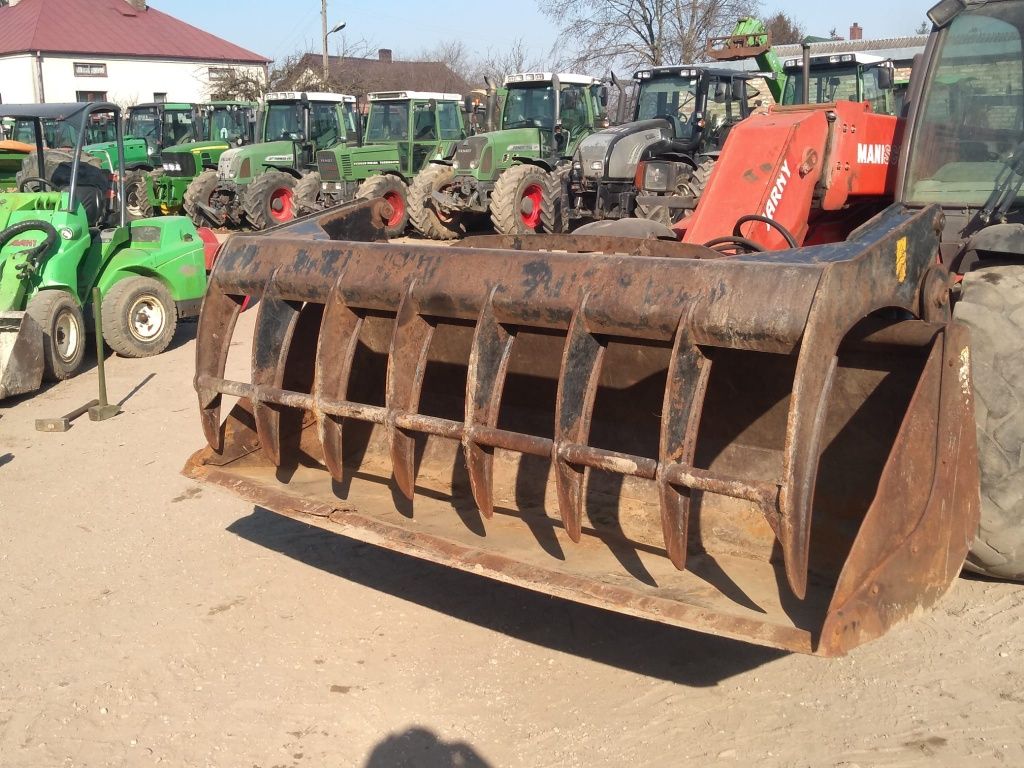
0,102,208,401
296,91,467,237
408,72,609,238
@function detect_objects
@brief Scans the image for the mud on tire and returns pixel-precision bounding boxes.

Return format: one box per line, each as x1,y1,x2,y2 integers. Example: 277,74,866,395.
183,170,222,226
408,164,463,240
294,173,325,217
356,174,410,238
122,169,153,220
954,264,1024,580
489,163,559,235
242,170,300,230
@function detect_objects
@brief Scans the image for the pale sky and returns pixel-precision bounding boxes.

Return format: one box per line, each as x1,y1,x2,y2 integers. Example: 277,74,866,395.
156,0,934,65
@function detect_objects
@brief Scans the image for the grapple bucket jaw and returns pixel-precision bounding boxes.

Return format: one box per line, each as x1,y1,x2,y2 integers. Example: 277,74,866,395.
705,30,772,61
0,311,43,400
185,200,979,655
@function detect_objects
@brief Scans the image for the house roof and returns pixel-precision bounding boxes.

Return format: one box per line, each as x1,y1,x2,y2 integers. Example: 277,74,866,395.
0,0,269,63
289,52,473,98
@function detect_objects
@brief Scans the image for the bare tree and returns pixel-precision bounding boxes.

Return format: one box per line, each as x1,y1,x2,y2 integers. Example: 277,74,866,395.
415,39,475,83
916,20,930,34
470,38,544,84
764,11,805,45
539,0,757,73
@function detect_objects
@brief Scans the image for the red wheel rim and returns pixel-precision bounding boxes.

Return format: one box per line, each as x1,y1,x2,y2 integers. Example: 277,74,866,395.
268,187,294,222
520,183,543,229
383,190,405,227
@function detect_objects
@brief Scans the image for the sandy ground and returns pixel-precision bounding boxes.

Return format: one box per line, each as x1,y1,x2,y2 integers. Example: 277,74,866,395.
2,310,1023,768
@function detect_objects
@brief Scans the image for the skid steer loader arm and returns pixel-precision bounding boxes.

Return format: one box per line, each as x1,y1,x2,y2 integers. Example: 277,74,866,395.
185,196,978,655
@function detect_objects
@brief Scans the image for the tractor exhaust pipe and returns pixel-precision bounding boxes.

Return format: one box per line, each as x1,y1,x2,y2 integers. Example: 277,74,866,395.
802,43,811,104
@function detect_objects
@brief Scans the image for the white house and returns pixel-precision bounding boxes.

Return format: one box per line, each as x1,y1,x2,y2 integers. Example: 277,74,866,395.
0,0,269,105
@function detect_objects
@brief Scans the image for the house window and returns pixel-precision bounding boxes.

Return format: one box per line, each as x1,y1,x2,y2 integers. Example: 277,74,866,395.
208,67,232,82
74,62,107,77
76,90,107,102
154,92,167,103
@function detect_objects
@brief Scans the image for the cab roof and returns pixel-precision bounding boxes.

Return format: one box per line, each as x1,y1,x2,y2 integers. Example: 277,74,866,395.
504,72,602,86
634,65,755,80
264,92,356,103
369,91,462,102
782,52,888,69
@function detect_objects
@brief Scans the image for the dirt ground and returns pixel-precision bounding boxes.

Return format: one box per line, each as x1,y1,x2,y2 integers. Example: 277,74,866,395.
2,311,1023,768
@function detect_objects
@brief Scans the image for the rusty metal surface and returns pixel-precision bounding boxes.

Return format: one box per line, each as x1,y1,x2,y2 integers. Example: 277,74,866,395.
705,32,772,62
186,199,979,655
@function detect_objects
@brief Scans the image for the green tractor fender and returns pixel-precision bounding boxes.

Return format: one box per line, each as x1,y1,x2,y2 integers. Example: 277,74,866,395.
511,157,555,173
94,219,206,303
263,165,303,179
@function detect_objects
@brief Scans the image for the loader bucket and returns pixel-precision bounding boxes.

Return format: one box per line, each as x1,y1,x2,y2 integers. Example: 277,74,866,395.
705,31,772,61
184,200,980,656
0,311,43,400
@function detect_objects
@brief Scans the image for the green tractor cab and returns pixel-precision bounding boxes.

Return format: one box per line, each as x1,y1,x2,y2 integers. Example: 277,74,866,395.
145,100,258,218
0,102,208,401
296,90,467,237
187,91,360,230
780,52,897,114
569,66,757,224
409,71,608,238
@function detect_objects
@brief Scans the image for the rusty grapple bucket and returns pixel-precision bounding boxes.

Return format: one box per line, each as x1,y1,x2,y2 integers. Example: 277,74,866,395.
185,201,979,656
0,310,43,400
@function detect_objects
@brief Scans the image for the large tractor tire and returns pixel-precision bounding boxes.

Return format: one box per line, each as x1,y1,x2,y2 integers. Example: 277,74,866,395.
636,156,715,225
183,170,221,226
954,264,1024,580
101,276,178,358
123,169,153,220
243,170,300,230
356,174,410,238
25,290,86,381
17,150,102,190
294,173,325,216
489,163,559,235
408,164,463,240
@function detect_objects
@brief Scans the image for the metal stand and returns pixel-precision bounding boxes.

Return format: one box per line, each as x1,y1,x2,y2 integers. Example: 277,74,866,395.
88,286,119,421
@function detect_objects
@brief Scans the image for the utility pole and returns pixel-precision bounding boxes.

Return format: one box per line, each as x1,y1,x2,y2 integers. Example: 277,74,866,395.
321,0,329,84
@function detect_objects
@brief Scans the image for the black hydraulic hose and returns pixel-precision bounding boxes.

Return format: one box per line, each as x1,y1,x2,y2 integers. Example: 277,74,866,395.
702,235,765,253
0,220,59,279
731,214,799,248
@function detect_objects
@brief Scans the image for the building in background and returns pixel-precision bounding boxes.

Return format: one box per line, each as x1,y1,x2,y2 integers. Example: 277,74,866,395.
0,0,269,104
287,49,473,111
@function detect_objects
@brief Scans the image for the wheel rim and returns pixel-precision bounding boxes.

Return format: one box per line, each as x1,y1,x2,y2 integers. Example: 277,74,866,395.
519,183,544,229
383,190,405,227
268,187,294,222
54,308,81,363
128,294,166,342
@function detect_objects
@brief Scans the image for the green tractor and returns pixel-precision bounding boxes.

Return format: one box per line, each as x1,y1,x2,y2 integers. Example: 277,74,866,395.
0,102,208,401
187,91,360,230
408,71,608,239
296,90,467,237
143,100,258,218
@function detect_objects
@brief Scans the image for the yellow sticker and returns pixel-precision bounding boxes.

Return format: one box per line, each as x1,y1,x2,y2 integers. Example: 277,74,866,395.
895,237,907,283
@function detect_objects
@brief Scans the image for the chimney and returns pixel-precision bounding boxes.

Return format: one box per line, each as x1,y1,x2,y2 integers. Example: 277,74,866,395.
850,23,863,41
7,0,24,6
125,0,146,10
378,48,393,64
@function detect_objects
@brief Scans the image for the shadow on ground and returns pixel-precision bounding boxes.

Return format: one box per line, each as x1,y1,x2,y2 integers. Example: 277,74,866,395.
364,727,491,768
228,507,786,687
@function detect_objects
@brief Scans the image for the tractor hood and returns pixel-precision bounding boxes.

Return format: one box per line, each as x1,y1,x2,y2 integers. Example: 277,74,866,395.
452,128,545,180
576,119,673,181
82,137,151,170
217,140,297,182
318,144,402,181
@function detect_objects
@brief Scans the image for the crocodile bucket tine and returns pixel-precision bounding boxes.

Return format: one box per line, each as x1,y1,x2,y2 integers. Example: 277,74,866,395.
463,287,515,519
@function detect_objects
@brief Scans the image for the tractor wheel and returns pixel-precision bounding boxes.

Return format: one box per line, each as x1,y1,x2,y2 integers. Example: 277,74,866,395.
101,277,178,358
356,174,410,238
183,170,221,226
408,164,463,240
489,164,559,235
954,264,1024,580
294,173,325,216
243,170,299,230
25,290,86,381
123,169,153,220
17,150,102,189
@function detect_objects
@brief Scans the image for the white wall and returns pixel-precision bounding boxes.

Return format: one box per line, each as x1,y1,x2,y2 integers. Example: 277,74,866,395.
0,53,264,105
0,55,37,103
